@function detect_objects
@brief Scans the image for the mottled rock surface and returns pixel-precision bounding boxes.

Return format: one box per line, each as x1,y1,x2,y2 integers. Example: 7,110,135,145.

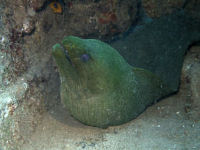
65,0,138,38
5,0,138,40
142,0,185,18
142,0,200,19
182,46,200,120
28,0,46,11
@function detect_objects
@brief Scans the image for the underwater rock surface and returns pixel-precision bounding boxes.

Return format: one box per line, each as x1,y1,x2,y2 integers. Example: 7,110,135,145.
142,0,200,19
182,45,200,120
1,0,200,148
111,11,200,92
142,0,185,18
5,0,138,40
52,36,171,128
62,0,138,38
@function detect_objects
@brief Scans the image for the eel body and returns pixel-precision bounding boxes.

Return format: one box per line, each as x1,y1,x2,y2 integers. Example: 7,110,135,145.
52,36,171,128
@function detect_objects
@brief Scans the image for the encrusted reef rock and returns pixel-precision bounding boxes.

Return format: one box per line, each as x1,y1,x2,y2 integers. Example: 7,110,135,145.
28,0,46,11
142,0,185,18
5,0,138,40
142,0,200,19
0,1,47,149
182,45,200,120
63,0,138,38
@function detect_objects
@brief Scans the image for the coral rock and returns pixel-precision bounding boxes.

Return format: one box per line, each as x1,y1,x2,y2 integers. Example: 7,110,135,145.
142,0,185,18
65,0,137,39
28,0,46,11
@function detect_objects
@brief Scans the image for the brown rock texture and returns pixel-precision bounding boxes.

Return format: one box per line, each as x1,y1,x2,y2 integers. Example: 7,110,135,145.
182,45,200,120
5,0,138,40
64,0,138,38
142,0,185,18
28,0,46,11
4,0,36,36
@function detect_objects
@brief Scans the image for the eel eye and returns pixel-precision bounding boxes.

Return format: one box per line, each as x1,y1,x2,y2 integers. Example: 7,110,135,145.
80,54,90,62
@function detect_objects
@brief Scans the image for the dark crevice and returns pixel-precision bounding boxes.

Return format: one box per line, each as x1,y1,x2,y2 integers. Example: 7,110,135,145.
185,40,200,56
182,0,189,9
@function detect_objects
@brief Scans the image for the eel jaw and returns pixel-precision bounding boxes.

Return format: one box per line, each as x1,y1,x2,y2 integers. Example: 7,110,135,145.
59,43,73,66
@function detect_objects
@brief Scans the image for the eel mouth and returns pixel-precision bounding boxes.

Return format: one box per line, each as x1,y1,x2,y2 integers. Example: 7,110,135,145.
60,43,73,66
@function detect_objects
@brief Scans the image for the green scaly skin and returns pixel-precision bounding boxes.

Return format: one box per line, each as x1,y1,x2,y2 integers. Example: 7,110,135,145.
52,36,171,128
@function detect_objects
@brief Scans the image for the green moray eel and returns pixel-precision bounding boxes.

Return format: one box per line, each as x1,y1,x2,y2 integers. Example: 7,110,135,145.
52,36,172,128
